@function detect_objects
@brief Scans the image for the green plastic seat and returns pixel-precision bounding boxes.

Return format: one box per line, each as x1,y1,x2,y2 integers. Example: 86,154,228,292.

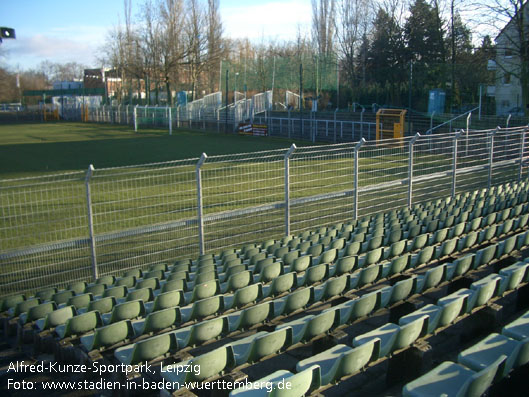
282,250,300,267
402,356,506,397
290,255,312,273
399,304,442,335
449,222,466,238
124,268,143,278
358,264,381,287
95,275,115,286
84,283,106,296
273,287,313,316
314,274,348,301
67,282,87,295
296,341,378,386
407,234,428,252
390,277,416,304
103,285,128,299
437,289,473,326
114,331,177,365
316,248,337,265
353,322,399,359
458,333,523,379
497,235,517,258
341,241,362,258
502,310,529,341
255,262,283,283
249,252,267,267
254,257,277,274
55,310,103,339
50,290,74,305
429,228,448,245
389,254,410,276
66,293,93,311
302,263,328,285
222,270,252,293
415,265,446,293
265,272,296,297
447,254,474,278
393,316,426,351
230,327,292,365
80,319,135,351
13,298,40,317
149,289,184,312
161,345,235,385
435,238,458,259
307,244,324,257
478,225,497,244
474,244,497,268
499,262,529,292
410,246,434,268
358,247,383,268
232,283,263,308
174,316,229,348
334,256,357,275
126,287,154,303
384,240,406,260
136,277,160,291
182,295,224,322
228,301,273,332
86,296,116,314
470,274,503,306
186,280,220,303
104,299,146,324
116,276,136,288
150,262,168,272
348,290,379,322
36,287,58,301
35,305,76,331
162,278,186,292
23,301,57,324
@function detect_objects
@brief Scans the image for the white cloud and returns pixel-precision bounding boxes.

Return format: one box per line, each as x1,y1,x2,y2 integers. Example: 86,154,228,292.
3,25,109,69
221,0,312,42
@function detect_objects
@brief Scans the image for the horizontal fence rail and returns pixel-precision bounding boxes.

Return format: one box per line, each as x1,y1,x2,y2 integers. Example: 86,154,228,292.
1,127,528,297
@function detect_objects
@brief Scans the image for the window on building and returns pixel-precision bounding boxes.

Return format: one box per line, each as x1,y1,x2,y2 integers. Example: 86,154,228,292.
502,100,510,108
504,72,511,84
505,48,513,58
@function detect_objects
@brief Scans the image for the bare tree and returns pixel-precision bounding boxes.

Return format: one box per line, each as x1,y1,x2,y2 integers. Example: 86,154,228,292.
312,0,336,55
335,0,373,88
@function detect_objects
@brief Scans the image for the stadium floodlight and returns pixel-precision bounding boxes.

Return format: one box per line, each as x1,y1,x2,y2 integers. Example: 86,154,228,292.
0,27,16,43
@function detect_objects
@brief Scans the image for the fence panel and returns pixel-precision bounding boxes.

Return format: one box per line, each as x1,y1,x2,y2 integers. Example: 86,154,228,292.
357,138,410,218
90,159,199,277
201,149,286,252
2,126,529,297
0,171,91,296
290,144,356,234
412,134,454,205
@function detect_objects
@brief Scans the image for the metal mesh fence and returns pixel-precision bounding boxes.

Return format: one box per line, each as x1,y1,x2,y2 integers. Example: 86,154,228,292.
1,126,528,297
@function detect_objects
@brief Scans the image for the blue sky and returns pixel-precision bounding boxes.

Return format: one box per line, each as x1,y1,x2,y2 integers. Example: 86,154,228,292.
0,0,312,71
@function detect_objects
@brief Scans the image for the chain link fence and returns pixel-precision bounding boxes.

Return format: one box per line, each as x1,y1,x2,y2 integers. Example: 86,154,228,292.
1,127,528,297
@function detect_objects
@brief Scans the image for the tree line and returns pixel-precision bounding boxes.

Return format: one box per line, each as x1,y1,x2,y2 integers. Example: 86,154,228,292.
1,0,527,114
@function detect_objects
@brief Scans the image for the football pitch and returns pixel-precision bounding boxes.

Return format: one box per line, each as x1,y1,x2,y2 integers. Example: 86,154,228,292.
0,122,309,178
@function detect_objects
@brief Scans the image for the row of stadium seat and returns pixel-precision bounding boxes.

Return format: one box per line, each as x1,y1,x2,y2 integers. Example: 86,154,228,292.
402,309,529,396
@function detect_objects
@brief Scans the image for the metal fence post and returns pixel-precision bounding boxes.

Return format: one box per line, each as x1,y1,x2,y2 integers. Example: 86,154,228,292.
519,128,527,182
85,164,98,281
353,138,366,220
168,107,172,135
284,144,297,236
488,128,498,189
196,153,208,256
452,130,462,198
134,105,138,132
408,133,421,208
